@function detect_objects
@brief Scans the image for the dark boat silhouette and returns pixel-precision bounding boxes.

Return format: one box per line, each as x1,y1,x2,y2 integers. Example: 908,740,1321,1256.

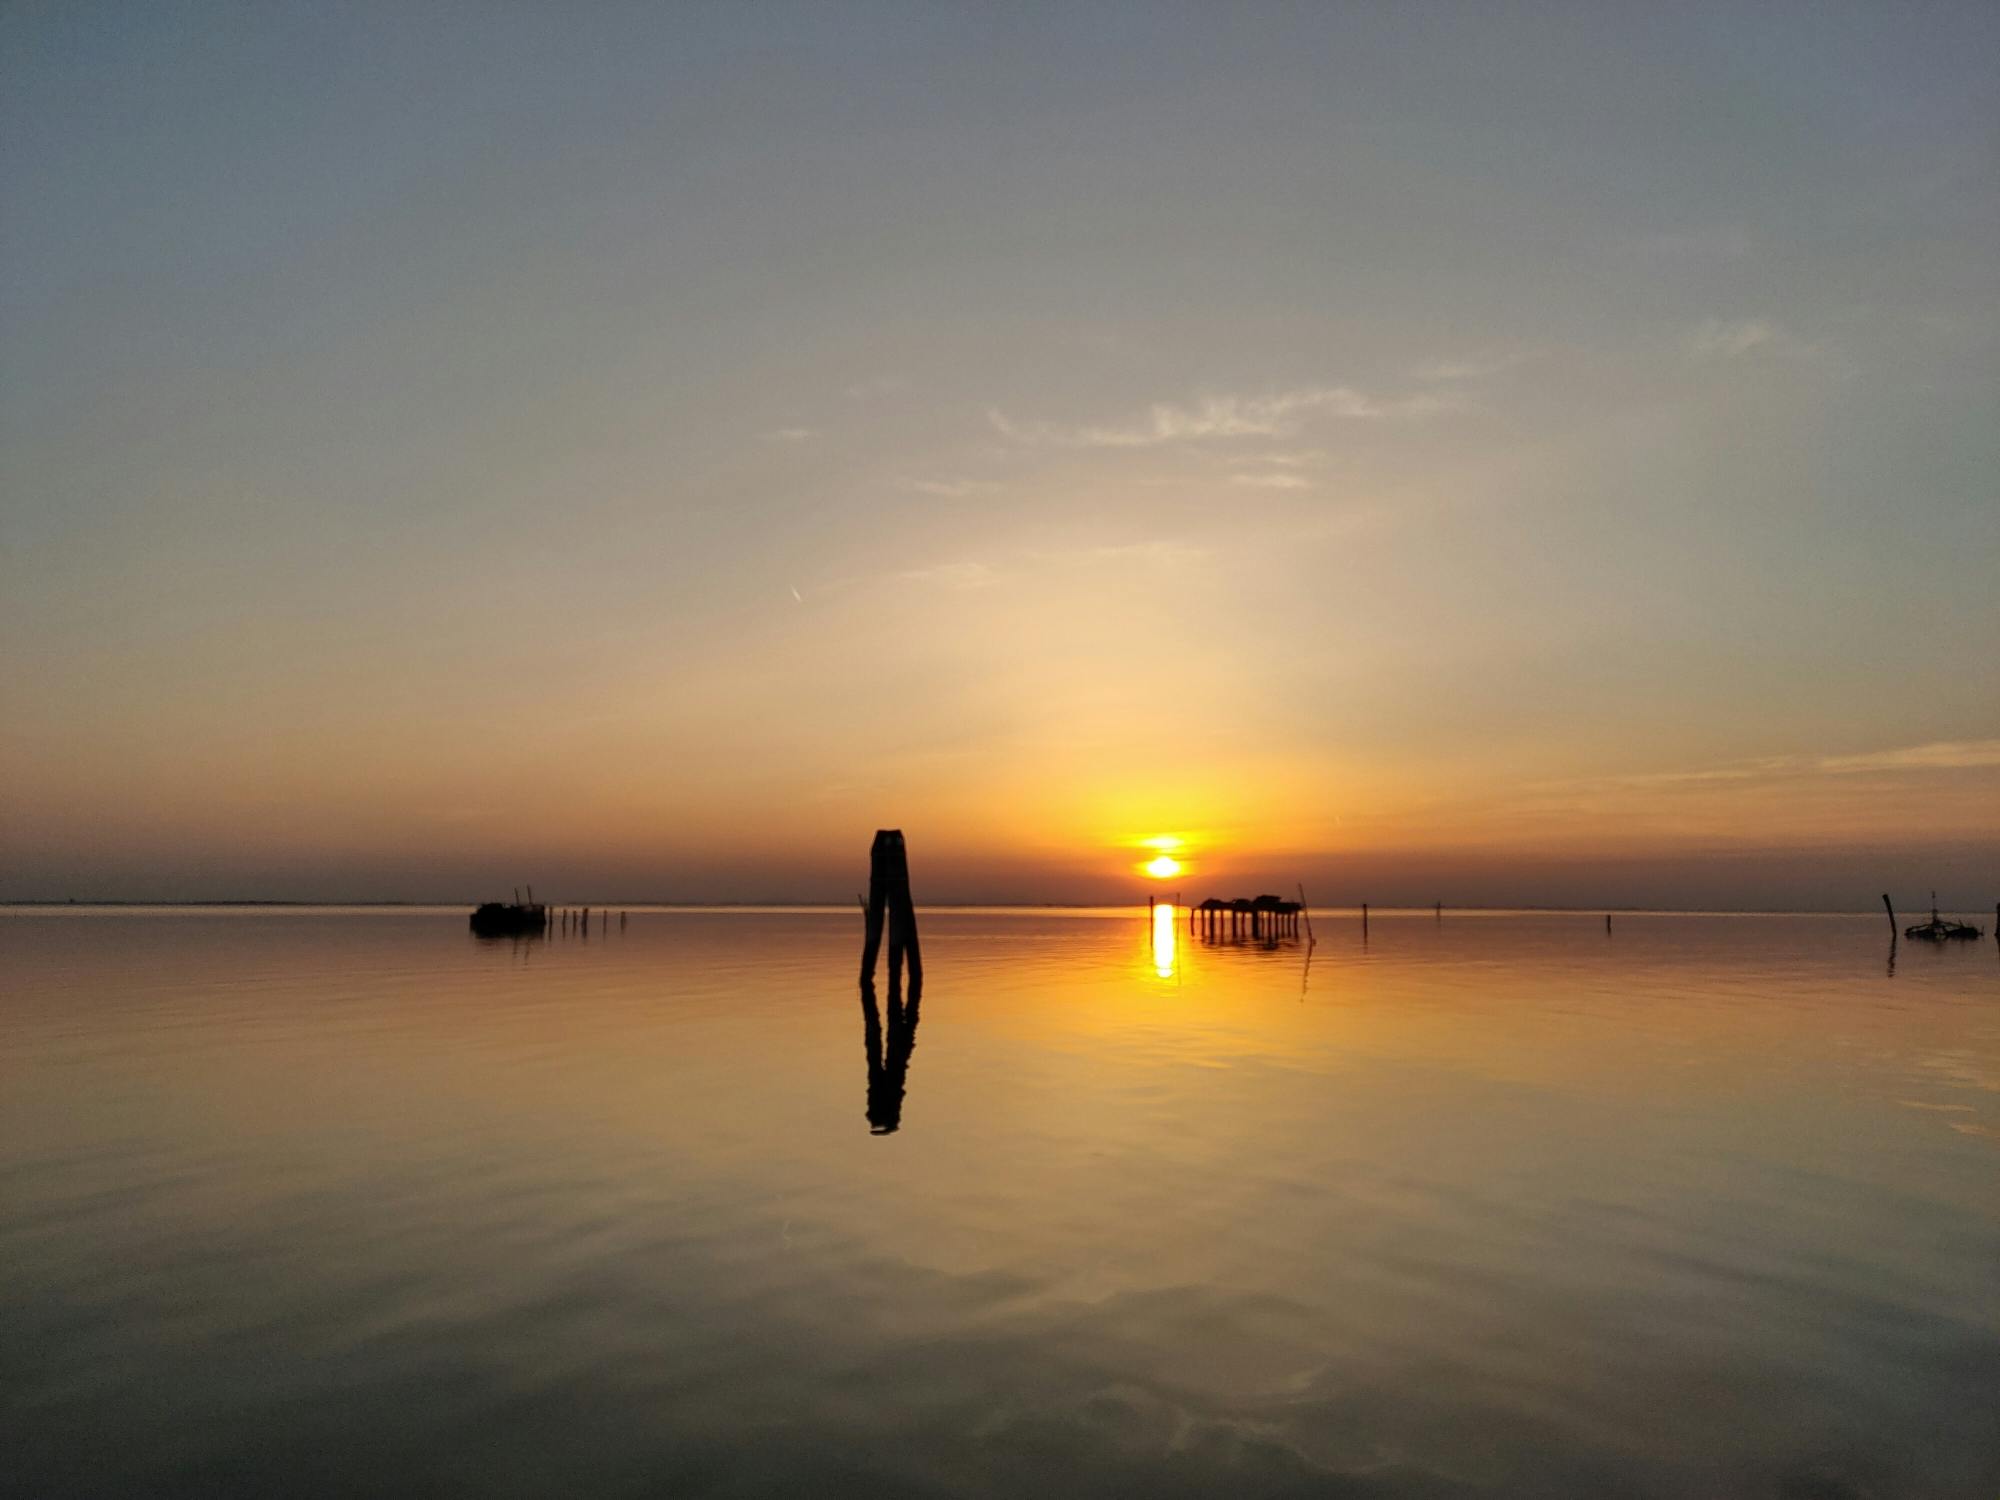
470,886,547,937
1903,892,1982,942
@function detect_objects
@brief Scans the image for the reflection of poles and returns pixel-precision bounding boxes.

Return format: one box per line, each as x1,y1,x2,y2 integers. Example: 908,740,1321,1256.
860,830,922,988
861,972,922,1134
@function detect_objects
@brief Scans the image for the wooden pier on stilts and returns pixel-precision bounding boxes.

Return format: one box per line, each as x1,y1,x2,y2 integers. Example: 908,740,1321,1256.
1191,894,1305,943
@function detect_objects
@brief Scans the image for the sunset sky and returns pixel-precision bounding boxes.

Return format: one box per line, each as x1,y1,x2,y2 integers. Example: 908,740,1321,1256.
4,3,1996,906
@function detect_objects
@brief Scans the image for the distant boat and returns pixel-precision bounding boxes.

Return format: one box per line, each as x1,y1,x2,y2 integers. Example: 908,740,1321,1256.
470,886,547,937
1903,893,1982,942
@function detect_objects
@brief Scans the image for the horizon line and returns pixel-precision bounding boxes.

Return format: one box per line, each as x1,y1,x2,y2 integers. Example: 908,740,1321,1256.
4,899,1987,918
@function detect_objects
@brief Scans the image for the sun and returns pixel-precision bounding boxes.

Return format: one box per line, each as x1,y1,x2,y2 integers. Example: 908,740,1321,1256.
1136,834,1187,881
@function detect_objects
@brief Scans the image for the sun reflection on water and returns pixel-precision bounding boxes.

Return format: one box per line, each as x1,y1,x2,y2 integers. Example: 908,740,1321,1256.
1152,901,1178,979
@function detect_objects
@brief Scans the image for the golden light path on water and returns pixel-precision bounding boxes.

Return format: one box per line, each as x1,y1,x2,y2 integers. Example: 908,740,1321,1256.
1151,900,1178,980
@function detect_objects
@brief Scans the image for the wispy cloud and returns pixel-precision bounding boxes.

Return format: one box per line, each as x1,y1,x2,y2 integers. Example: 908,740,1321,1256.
761,426,818,443
1685,318,1823,362
899,476,1000,499
989,385,1458,449
1230,472,1311,490
1817,740,2000,774
1061,538,1208,569
1583,739,2000,791
897,561,998,591
891,537,1207,593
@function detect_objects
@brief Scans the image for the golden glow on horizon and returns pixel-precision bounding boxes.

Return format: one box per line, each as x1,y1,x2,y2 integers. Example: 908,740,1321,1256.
1152,900,1177,979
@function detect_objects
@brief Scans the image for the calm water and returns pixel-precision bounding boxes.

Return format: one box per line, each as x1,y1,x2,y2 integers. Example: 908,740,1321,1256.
4,907,1997,1498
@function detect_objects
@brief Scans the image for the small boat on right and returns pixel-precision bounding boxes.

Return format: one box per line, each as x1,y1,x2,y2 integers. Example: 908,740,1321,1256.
1902,892,1983,942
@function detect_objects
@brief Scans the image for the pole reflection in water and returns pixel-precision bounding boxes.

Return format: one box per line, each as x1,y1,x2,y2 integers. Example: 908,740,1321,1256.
860,973,921,1135
1153,900,1178,980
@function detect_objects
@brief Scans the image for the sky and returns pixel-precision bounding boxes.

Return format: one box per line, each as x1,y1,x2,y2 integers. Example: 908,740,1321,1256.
3,2,1996,907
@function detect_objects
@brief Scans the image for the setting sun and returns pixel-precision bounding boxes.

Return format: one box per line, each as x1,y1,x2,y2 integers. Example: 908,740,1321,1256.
1145,855,1183,879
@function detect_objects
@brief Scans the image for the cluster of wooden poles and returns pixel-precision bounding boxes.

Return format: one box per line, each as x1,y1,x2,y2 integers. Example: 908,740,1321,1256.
856,830,923,1136
549,907,626,934
1173,897,1613,943
858,829,922,988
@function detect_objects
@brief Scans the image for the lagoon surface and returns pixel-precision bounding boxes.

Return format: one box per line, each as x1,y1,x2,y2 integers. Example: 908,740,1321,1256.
4,907,1997,1498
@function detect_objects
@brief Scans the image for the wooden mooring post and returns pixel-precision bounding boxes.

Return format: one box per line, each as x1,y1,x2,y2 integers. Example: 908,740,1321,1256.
860,829,922,989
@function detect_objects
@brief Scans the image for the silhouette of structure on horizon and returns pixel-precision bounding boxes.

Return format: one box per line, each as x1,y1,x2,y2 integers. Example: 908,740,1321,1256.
473,899,638,943
470,886,545,937
1192,894,1303,943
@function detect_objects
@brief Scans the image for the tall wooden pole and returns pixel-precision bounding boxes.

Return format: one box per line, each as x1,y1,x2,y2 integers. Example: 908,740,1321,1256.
862,829,921,987
860,839,889,982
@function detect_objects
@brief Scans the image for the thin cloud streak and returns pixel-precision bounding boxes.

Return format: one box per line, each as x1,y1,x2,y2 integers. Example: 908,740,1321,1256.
1817,740,2000,774
1685,318,1824,362
989,385,1460,449
889,537,1208,593
1061,538,1208,568
899,477,1000,499
1569,739,2000,792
